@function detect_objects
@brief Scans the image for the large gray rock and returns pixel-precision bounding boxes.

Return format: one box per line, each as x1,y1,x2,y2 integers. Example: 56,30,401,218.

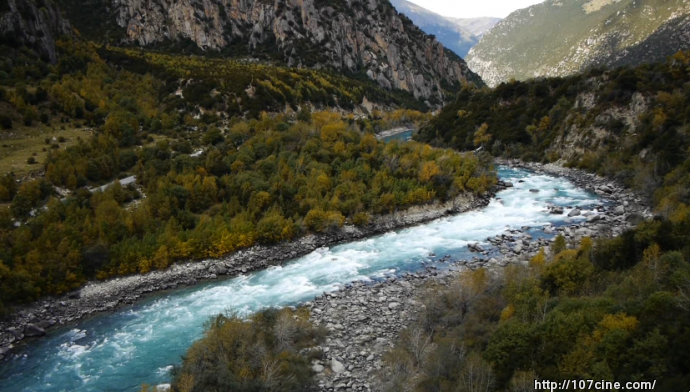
330,358,346,374
614,205,625,215
6,327,23,341
549,206,564,214
24,324,46,337
568,208,581,217
312,362,325,373
468,243,485,253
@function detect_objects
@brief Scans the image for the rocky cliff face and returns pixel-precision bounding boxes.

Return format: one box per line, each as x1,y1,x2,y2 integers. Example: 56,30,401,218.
66,0,481,102
467,0,690,87
0,0,71,63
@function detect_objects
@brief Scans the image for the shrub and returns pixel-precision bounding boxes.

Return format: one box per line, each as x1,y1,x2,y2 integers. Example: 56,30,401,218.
0,115,12,130
26,157,36,165
297,106,312,123
171,308,323,392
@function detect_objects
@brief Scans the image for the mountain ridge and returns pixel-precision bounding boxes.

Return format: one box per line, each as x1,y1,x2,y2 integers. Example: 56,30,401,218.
446,16,501,38
55,0,483,103
467,0,690,87
389,0,478,57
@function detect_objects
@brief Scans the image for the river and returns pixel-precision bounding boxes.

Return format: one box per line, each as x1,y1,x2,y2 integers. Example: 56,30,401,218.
0,167,604,392
380,129,414,142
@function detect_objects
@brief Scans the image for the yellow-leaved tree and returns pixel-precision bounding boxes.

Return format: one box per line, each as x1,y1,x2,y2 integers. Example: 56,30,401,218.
473,123,492,148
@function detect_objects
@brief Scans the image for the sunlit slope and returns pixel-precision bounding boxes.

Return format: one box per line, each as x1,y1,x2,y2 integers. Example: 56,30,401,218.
467,0,690,86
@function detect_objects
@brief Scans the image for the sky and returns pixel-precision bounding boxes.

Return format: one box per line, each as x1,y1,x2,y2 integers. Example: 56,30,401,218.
406,0,545,19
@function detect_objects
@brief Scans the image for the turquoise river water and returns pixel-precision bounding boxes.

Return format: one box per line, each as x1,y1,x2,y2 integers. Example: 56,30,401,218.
0,167,604,391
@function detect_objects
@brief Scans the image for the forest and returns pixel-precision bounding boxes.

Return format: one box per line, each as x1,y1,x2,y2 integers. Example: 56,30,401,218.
0,39,494,317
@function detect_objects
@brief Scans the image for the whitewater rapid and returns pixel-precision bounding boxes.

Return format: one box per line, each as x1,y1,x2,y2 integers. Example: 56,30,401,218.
0,167,604,391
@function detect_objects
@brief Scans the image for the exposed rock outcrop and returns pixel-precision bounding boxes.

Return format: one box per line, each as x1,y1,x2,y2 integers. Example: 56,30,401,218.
0,0,71,63
69,0,482,101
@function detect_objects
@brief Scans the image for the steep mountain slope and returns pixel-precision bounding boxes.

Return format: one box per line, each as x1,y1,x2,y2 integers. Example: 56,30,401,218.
419,51,690,212
56,0,483,103
446,16,501,38
466,0,690,87
389,0,478,57
0,0,72,63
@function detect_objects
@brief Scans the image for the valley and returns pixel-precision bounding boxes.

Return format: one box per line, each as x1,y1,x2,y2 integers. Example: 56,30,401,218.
0,164,645,391
2,0,690,391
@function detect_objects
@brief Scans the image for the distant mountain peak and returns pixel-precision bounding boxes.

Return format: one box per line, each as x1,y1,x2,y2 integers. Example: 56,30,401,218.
389,0,481,57
446,17,502,38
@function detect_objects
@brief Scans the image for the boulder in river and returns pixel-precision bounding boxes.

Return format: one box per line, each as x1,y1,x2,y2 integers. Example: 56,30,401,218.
614,205,625,215
468,243,485,253
529,189,540,193
548,206,564,214
568,208,581,217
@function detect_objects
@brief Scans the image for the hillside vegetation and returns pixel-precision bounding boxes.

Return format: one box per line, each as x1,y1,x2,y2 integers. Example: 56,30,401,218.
0,106,494,316
420,51,690,220
407,52,690,390
467,0,690,86
0,40,495,317
380,228,690,392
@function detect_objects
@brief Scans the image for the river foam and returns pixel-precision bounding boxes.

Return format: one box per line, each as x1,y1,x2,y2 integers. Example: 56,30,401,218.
0,167,603,392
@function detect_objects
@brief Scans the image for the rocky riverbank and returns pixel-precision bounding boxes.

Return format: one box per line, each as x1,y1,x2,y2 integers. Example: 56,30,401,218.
306,272,437,392
298,160,652,392
0,192,493,361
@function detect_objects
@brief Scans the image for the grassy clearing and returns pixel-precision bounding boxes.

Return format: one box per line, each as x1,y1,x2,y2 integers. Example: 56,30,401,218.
0,125,91,177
